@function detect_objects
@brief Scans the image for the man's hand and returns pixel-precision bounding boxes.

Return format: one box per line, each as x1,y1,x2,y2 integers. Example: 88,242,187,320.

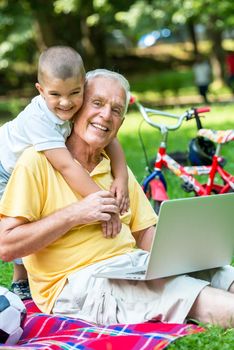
72,191,119,225
0,191,119,261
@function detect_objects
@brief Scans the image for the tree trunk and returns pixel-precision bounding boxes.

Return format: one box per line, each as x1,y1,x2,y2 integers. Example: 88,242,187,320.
27,0,57,51
207,20,225,82
187,18,198,56
79,16,98,69
90,24,108,68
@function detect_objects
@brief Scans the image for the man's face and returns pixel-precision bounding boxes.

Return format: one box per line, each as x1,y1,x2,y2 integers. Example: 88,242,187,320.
35,74,84,121
73,76,126,148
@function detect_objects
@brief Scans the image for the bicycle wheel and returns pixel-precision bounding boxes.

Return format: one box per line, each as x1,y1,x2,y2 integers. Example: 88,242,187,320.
153,200,162,215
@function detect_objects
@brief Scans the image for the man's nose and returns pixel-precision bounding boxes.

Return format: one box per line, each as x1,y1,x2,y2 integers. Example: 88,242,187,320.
101,105,111,119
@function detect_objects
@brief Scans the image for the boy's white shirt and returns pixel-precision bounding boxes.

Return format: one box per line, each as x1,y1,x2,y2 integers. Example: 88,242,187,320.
0,95,71,173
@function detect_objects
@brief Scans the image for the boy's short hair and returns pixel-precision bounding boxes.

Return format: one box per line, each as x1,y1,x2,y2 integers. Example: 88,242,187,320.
38,46,85,84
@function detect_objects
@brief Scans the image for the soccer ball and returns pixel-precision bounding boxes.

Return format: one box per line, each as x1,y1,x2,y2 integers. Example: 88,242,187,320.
0,286,26,345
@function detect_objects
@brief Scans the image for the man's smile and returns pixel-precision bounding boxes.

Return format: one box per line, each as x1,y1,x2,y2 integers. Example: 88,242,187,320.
91,122,109,132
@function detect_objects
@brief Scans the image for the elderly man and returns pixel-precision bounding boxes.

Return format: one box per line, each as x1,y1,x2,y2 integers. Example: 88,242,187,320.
1,69,234,327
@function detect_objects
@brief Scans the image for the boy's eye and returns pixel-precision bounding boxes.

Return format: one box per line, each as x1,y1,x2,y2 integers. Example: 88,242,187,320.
71,90,81,95
50,92,59,96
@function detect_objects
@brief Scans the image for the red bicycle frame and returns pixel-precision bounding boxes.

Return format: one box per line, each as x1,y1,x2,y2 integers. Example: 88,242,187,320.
152,145,234,200
137,102,234,207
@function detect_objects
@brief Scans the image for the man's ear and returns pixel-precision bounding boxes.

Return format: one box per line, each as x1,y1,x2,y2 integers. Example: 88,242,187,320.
120,117,125,126
35,82,44,96
114,117,125,137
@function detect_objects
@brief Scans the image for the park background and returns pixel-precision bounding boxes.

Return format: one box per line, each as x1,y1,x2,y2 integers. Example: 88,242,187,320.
0,1,234,348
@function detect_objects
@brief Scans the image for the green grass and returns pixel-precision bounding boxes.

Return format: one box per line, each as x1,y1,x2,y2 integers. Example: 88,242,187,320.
168,325,234,350
0,97,29,124
0,85,234,348
127,68,232,104
0,260,13,288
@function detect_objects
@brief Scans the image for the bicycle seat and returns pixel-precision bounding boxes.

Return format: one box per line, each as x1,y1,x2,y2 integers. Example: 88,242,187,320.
197,129,234,144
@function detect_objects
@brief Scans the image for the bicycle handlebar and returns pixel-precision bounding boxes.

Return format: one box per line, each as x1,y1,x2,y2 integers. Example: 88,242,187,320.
195,107,211,114
134,100,210,133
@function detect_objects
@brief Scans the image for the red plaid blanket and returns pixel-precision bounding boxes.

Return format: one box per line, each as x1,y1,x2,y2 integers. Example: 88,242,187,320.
0,300,204,350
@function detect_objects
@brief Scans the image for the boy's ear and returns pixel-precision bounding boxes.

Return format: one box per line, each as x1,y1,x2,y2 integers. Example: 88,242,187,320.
35,82,44,96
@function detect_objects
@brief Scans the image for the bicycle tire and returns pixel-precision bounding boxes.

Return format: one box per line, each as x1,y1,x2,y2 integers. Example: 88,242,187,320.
153,200,162,215
211,188,234,194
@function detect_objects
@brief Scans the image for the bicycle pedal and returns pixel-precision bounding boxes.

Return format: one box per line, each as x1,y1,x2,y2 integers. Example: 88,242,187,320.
181,181,194,193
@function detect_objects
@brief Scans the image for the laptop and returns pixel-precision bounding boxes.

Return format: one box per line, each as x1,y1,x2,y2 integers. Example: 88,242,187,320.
93,193,234,280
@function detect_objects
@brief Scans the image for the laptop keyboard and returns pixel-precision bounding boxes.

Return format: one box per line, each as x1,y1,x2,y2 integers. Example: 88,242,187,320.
127,270,146,275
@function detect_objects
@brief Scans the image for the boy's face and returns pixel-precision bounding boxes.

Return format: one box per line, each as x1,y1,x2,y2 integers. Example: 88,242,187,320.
35,74,84,121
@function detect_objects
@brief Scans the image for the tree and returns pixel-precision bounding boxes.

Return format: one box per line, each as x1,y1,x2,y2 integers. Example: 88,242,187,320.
161,0,234,81
0,0,233,91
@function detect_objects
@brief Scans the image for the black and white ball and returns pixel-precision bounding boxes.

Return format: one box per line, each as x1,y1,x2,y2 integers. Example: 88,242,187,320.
0,286,26,345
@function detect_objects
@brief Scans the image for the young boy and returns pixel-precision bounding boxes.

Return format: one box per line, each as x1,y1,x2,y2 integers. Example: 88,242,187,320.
0,46,129,300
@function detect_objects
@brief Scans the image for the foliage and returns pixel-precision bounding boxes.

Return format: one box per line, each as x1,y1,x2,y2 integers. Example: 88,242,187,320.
118,0,234,40
0,0,233,92
169,0,234,28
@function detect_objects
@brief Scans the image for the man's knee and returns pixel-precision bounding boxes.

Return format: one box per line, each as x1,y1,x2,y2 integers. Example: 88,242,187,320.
228,281,234,293
188,285,234,328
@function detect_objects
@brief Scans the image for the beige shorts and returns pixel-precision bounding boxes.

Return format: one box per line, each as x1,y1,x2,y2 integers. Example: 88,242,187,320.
53,250,234,325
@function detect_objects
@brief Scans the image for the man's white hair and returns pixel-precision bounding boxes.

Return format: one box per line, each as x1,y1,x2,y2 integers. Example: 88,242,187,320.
86,69,131,115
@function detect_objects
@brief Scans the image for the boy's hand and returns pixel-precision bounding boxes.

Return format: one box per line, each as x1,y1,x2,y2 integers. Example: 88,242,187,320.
101,214,122,238
110,178,130,215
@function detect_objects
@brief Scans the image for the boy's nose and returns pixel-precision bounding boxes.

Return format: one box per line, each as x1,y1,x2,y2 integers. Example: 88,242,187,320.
59,98,71,107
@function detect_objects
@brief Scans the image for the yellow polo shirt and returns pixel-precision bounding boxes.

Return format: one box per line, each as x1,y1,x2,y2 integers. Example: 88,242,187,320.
0,148,157,313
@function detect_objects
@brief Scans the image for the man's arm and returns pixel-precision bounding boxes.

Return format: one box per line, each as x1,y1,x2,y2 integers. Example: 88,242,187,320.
0,191,118,262
133,226,156,252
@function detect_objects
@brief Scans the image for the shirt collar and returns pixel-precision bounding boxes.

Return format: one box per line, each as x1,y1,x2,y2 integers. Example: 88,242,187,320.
90,151,111,177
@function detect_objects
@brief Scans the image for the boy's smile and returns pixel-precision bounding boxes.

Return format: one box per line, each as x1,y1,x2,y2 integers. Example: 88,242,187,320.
35,75,84,121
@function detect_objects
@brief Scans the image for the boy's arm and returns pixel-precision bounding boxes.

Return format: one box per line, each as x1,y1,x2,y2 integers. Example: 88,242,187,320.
44,148,101,196
105,138,129,214
44,148,122,238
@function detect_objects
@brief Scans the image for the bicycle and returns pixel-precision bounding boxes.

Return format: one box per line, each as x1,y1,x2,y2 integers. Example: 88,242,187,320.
134,100,234,213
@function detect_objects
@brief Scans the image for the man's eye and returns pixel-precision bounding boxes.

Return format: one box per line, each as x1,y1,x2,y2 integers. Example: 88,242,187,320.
112,108,122,116
93,100,101,106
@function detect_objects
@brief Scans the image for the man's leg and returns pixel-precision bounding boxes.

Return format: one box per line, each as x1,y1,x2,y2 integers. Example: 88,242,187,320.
188,285,234,328
229,282,234,293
